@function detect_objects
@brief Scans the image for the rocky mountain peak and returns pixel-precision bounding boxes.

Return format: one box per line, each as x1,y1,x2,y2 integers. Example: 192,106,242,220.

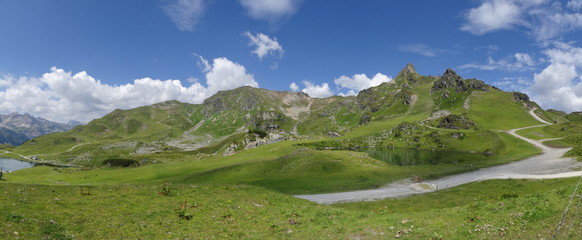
432,68,466,92
395,63,423,86
397,63,417,76
442,68,461,80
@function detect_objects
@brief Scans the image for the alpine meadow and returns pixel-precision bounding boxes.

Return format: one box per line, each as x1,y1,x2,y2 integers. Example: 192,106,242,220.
2,1,582,239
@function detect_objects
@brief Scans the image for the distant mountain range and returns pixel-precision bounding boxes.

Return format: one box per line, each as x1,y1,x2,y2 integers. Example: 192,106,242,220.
0,112,80,146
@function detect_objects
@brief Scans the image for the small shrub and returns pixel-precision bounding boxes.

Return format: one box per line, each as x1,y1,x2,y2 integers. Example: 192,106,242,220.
101,159,139,167
159,183,172,196
4,214,25,223
501,193,519,199
41,222,72,240
248,128,268,138
175,201,196,221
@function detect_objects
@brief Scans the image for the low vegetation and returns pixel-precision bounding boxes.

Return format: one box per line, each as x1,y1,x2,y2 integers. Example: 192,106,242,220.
0,178,578,239
2,64,579,238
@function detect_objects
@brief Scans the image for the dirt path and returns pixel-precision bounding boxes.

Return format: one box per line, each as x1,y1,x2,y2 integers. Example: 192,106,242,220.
296,109,582,204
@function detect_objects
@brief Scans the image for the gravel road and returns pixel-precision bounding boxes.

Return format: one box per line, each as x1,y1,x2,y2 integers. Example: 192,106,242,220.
296,109,582,204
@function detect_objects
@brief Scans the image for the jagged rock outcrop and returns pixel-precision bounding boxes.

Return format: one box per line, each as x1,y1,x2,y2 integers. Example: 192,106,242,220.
466,79,489,91
511,92,533,108
437,115,476,130
432,69,467,92
432,69,490,93
395,63,420,85
512,92,530,102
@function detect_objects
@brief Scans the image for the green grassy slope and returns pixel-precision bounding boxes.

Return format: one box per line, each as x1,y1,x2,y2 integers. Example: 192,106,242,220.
0,178,577,239
467,90,540,130
5,129,540,194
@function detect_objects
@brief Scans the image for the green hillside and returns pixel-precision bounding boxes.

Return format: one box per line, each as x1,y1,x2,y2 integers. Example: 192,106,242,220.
1,64,559,194
2,64,579,239
6,64,559,170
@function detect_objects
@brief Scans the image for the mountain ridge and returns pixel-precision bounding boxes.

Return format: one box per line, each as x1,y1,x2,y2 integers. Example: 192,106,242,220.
9,64,566,166
0,112,80,145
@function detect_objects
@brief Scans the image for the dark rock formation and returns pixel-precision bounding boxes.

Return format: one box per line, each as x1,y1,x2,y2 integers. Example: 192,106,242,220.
512,92,530,103
432,69,490,93
466,79,489,91
437,115,476,130
432,69,467,92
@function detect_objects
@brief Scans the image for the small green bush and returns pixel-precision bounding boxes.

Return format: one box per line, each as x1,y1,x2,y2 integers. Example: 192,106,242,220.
101,158,139,167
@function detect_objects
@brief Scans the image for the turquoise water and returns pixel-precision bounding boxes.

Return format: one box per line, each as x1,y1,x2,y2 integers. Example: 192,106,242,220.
363,148,486,166
0,158,35,172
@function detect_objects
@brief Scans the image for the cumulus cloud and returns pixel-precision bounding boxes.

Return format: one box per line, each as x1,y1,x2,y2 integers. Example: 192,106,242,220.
289,82,299,91
244,32,284,60
458,52,536,72
239,0,302,24
162,0,205,31
461,0,523,35
461,0,582,43
528,43,582,112
0,58,257,123
397,43,442,57
299,80,333,98
204,57,258,93
334,73,392,94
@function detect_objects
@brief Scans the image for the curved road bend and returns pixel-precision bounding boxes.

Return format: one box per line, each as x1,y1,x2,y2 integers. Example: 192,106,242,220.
296,109,582,204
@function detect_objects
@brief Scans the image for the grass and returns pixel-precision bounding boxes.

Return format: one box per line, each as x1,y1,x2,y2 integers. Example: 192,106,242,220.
0,82,575,238
336,178,579,239
0,178,578,239
5,129,540,195
467,90,541,130
517,122,582,140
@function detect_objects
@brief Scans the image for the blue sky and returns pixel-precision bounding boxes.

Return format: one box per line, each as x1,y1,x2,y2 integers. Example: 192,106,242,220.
1,0,582,122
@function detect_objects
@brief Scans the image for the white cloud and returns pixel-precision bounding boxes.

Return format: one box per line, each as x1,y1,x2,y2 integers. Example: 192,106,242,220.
289,82,299,91
162,0,205,31
239,0,302,24
204,57,258,93
244,32,284,60
528,43,582,112
460,0,523,35
194,53,211,72
0,58,257,123
334,73,392,93
397,43,442,57
568,0,582,10
493,76,532,91
338,90,357,97
461,0,582,43
458,52,536,72
300,80,333,98
0,75,14,87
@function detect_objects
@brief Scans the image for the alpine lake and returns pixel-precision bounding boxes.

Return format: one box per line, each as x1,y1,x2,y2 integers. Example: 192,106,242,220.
362,148,487,166
0,158,36,172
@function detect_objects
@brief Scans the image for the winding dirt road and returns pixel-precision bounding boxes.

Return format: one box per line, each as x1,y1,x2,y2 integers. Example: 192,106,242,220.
296,109,582,204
